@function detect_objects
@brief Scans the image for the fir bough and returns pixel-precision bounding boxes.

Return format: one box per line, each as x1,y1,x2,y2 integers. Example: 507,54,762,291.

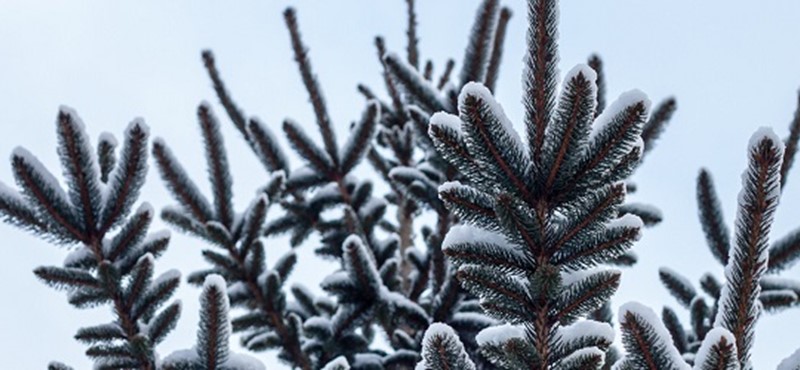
0,108,178,369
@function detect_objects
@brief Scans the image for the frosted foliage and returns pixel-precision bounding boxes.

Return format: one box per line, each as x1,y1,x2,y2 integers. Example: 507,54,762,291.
64,246,92,265
779,348,800,370
357,197,386,219
563,346,604,363
98,131,118,147
321,356,350,370
0,182,20,201
459,82,528,158
563,64,598,96
715,127,783,345
12,147,69,203
624,202,663,219
386,50,441,92
606,213,644,240
153,269,181,288
442,224,511,250
202,273,231,339
417,323,474,370
762,276,800,291
693,327,737,369
161,348,265,370
429,112,464,136
305,316,332,332
557,319,614,344
222,353,267,370
475,323,525,346
619,301,690,370
437,180,463,193
590,89,651,140
561,268,615,287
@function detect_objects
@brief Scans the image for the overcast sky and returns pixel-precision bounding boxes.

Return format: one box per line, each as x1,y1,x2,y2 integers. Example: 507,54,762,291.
1,1,800,368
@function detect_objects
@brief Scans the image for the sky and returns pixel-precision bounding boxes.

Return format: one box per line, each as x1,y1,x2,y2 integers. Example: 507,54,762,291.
1,0,800,368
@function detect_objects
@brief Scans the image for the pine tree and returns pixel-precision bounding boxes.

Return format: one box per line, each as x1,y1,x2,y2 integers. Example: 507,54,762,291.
0,108,179,369
18,2,800,370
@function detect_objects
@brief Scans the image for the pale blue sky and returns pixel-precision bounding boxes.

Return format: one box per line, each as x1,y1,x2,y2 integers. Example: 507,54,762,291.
1,1,799,368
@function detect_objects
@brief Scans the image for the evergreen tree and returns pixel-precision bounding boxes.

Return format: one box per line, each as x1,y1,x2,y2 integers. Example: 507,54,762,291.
13,1,800,370
0,108,179,369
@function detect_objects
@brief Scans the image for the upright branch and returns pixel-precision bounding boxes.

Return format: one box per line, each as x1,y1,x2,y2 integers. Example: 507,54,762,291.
484,7,512,93
201,50,248,137
162,275,265,370
524,0,559,162
405,0,419,70
714,128,783,368
459,0,500,88
284,7,339,165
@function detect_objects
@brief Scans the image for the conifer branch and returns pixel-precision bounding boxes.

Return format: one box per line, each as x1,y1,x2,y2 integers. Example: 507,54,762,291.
780,90,800,189
437,59,456,91
283,118,336,177
767,227,800,273
587,54,606,117
484,7,512,93
99,121,149,233
152,139,215,223
284,7,340,165
542,67,597,192
661,306,688,354
617,302,689,370
341,101,379,173
2,113,180,369
405,0,419,70
56,107,102,240
423,60,434,81
459,0,500,88
0,182,49,235
525,0,559,162
97,133,117,184
201,50,248,138
385,52,449,113
247,118,289,173
697,168,731,265
641,97,677,158
417,323,476,370
375,36,408,125
693,328,739,370
198,104,235,229
659,267,697,308
715,129,783,367
12,147,85,242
